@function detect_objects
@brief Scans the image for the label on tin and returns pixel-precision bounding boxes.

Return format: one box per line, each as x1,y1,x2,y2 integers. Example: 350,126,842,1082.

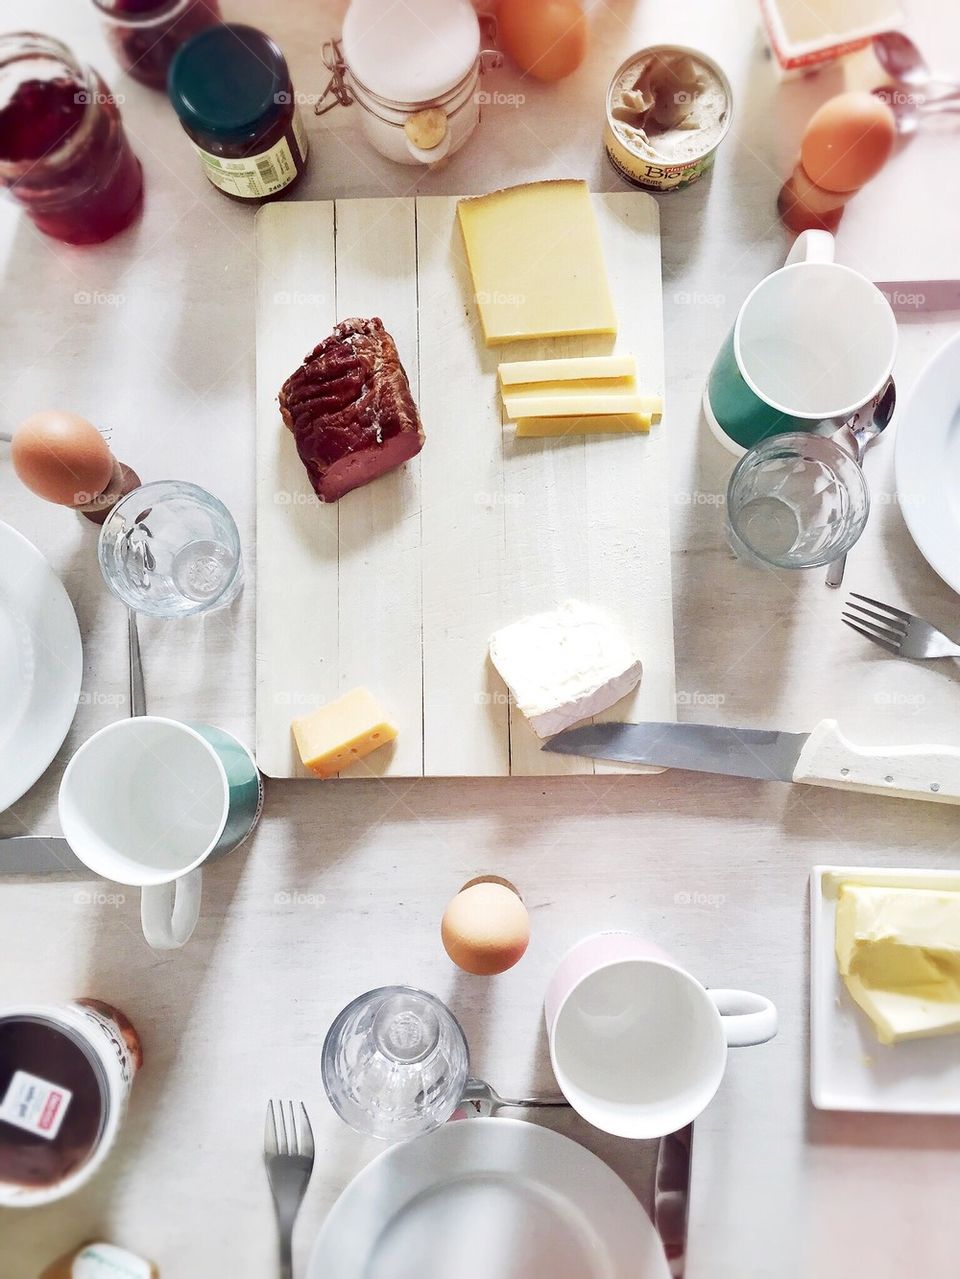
193,125,303,199
0,1069,72,1140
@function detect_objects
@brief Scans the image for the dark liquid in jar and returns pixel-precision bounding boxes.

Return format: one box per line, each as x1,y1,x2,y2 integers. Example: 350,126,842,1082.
103,0,221,90
0,1018,105,1189
0,73,143,243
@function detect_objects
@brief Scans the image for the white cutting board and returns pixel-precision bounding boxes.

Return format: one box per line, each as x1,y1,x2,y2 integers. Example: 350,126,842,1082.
255,193,675,778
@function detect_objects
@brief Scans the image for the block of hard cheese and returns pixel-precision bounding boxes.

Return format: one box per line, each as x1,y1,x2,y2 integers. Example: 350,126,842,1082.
457,181,617,345
498,355,637,386
502,382,662,420
516,414,652,437
292,688,398,778
489,600,642,739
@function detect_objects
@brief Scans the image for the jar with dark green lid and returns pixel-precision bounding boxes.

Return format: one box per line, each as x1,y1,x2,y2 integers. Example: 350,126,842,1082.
168,23,308,202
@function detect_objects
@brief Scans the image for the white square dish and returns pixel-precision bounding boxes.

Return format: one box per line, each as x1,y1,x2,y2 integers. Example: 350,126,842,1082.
810,865,960,1113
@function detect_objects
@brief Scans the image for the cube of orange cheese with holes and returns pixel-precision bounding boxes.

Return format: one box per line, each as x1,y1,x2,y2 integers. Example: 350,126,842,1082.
292,688,398,778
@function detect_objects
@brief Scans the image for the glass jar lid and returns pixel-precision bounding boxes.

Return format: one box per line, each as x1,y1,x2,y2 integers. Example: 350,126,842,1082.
167,23,289,137
342,0,480,106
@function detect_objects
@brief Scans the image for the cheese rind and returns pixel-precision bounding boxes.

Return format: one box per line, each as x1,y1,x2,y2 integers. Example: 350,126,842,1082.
835,883,960,1045
488,600,642,739
498,355,637,386
292,688,398,778
516,414,652,437
457,181,617,345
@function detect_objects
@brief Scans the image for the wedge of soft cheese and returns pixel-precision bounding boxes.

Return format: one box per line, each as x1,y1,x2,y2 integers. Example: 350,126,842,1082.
292,688,398,778
516,414,652,437
835,883,960,1045
488,600,642,739
498,355,638,386
457,181,617,345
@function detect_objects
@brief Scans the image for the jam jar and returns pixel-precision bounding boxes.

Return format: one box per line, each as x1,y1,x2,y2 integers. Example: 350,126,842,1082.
167,24,308,203
0,34,143,244
92,0,221,90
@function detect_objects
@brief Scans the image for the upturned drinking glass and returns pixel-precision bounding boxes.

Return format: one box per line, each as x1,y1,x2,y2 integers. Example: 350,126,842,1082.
322,987,470,1141
726,433,870,570
98,480,243,618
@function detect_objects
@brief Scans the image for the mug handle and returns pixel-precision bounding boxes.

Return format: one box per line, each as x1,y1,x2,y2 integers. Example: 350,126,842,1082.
785,228,835,267
709,989,778,1047
140,869,202,950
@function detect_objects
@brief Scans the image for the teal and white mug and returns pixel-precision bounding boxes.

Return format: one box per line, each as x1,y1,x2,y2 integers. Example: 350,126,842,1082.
59,717,263,949
703,230,898,455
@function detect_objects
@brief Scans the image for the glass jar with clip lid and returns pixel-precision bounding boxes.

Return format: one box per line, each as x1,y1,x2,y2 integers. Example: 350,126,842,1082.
317,0,502,167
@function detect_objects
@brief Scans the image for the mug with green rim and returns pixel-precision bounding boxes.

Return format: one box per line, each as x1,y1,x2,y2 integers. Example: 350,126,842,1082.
703,230,898,455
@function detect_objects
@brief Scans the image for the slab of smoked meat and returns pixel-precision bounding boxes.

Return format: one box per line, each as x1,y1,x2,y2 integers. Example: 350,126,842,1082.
279,317,425,502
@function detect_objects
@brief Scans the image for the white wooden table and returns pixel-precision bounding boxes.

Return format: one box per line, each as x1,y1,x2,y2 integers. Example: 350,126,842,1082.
2,1,960,1275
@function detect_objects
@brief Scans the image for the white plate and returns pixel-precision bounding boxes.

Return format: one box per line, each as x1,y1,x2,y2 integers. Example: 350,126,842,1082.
810,865,960,1114
307,1118,670,1279
894,331,960,597
0,522,82,813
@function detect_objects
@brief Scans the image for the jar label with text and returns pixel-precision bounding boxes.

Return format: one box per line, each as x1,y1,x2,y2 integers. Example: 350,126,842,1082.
192,130,303,199
0,1069,72,1140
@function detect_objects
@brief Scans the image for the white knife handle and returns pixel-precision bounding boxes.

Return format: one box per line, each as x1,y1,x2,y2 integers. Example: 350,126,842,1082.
792,719,960,804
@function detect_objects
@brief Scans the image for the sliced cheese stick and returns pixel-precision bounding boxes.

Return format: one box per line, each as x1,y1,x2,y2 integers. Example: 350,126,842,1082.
503,390,658,420
515,413,652,437
498,354,637,386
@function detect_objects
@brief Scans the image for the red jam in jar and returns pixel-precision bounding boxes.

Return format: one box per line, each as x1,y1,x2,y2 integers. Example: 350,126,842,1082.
168,24,308,203
0,34,143,245
93,0,221,91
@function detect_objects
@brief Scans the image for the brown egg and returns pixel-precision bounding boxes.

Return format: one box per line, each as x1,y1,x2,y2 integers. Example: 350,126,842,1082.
800,92,896,194
778,162,850,233
12,410,113,507
441,877,530,976
497,0,588,83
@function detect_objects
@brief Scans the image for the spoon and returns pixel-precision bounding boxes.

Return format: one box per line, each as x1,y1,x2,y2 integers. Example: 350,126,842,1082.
873,31,960,95
825,377,897,589
877,88,960,136
460,1077,569,1117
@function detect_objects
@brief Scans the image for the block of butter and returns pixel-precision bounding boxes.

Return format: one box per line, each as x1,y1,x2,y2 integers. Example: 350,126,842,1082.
292,688,398,778
836,883,960,1045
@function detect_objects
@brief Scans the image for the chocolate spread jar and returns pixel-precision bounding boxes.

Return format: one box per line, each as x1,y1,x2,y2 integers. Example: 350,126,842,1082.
168,24,308,202
0,999,142,1207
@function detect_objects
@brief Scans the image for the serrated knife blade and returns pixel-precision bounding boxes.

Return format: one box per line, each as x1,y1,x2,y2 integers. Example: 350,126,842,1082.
545,721,809,782
543,720,960,806
0,836,92,877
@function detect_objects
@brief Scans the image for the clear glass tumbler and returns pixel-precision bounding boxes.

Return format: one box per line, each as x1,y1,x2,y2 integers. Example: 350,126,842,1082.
322,987,470,1141
725,433,869,570
98,480,243,618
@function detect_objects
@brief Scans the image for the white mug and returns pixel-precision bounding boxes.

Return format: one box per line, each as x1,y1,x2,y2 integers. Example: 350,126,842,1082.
544,933,778,1139
703,229,898,456
58,717,262,950
0,999,141,1207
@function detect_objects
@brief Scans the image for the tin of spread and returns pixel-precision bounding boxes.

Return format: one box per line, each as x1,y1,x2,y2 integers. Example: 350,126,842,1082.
604,45,732,192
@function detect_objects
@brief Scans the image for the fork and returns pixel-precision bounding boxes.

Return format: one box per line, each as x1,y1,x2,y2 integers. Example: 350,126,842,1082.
264,1100,315,1278
842,593,960,660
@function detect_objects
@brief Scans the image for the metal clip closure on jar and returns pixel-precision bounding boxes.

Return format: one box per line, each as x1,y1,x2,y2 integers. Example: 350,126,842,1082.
318,0,502,167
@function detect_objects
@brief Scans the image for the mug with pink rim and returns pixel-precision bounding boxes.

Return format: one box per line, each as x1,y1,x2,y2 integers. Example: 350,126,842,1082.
545,932,778,1139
